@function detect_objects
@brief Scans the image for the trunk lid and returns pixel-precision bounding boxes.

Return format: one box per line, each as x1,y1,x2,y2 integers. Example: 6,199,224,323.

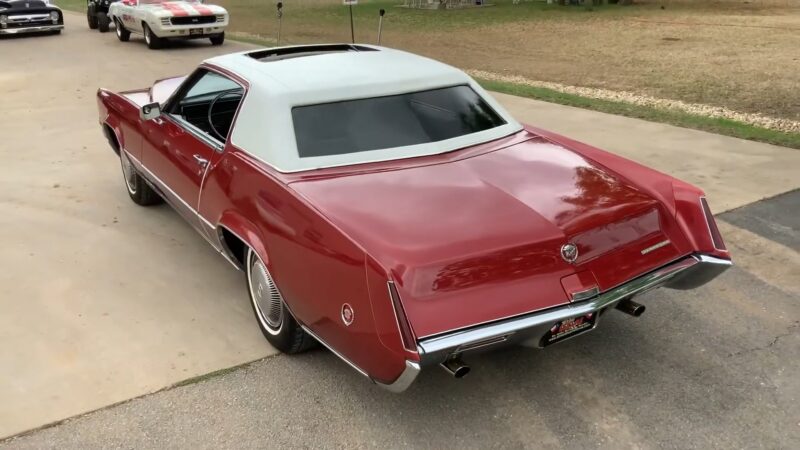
291,137,687,337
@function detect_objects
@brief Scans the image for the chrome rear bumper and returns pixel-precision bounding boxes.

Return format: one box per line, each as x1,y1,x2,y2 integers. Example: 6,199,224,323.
379,253,731,392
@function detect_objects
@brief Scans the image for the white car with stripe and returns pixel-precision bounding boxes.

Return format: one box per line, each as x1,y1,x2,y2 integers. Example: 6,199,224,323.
109,0,228,49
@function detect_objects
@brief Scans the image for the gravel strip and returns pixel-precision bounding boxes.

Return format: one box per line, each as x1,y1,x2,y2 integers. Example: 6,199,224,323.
469,69,800,134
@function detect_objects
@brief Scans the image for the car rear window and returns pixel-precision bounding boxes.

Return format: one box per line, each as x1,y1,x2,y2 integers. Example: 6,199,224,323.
291,85,506,158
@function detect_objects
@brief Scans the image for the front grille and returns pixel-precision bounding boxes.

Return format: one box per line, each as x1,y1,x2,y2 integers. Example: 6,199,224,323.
160,17,170,26
6,16,51,28
170,15,216,26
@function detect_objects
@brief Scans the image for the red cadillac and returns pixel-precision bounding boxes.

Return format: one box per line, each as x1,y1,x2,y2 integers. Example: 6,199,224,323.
96,45,732,392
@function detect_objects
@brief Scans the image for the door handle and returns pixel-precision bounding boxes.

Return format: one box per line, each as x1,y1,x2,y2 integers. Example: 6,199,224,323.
193,154,209,168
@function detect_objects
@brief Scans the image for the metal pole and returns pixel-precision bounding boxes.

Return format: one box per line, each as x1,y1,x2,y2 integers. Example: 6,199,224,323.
349,4,354,44
276,2,283,46
377,9,385,45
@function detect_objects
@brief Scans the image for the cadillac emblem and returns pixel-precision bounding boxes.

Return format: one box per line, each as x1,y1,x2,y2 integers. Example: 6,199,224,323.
560,243,579,264
341,303,354,326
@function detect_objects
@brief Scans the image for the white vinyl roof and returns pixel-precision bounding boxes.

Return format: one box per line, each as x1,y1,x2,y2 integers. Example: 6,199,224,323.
205,45,523,173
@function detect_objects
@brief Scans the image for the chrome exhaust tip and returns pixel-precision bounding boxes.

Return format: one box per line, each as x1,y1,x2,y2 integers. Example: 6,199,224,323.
616,299,646,317
440,355,470,379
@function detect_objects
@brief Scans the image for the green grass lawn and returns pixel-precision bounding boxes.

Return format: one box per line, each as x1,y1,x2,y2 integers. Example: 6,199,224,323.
55,0,640,27
479,78,800,150
53,0,800,149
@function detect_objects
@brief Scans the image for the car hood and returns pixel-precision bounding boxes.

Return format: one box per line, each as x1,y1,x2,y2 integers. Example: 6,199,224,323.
142,2,226,17
291,136,689,337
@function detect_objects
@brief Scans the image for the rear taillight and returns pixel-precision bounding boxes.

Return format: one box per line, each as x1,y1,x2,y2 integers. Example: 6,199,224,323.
700,197,726,251
387,281,417,352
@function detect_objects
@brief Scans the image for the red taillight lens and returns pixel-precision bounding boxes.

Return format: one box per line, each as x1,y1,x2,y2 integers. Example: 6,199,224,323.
700,197,726,251
387,281,417,352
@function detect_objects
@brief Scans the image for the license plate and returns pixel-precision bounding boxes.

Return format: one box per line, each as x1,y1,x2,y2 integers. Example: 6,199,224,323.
540,313,597,347
189,28,202,35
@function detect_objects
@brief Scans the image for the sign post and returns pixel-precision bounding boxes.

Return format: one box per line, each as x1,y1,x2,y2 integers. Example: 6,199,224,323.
276,2,283,46
343,0,357,44
377,8,385,45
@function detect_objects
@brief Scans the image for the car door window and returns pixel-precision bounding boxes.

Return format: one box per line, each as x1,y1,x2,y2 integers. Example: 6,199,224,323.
167,70,244,145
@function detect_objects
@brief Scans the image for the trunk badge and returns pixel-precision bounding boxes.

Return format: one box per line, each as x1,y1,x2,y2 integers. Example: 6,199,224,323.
561,243,579,264
641,239,671,255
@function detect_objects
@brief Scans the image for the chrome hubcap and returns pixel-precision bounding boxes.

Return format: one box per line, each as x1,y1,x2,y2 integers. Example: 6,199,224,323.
249,252,284,335
120,152,137,194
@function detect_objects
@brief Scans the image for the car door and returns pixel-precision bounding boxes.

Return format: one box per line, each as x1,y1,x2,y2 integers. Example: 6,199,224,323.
140,68,244,234
116,0,139,32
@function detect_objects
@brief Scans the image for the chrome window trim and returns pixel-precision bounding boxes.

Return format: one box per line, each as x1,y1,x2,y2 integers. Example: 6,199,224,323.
166,114,225,153
161,66,247,154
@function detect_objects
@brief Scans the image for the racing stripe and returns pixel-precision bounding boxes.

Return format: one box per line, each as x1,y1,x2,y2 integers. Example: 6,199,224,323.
190,3,214,15
161,2,189,17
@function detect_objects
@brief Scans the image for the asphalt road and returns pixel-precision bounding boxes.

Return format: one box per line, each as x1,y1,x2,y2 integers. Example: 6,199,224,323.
1,11,798,449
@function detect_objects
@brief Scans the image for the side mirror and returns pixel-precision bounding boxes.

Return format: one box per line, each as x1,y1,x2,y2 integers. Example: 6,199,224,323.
140,102,161,121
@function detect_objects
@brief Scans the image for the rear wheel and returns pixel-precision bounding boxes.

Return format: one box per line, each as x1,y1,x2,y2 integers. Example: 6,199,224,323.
87,4,98,29
143,23,163,49
119,151,161,206
97,12,110,32
115,19,130,41
246,248,316,353
209,32,224,46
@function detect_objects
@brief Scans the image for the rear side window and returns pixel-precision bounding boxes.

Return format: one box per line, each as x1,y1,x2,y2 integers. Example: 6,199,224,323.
291,85,506,158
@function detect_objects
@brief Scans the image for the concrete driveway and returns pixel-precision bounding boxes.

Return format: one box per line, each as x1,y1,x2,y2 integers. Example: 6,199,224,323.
1,11,798,445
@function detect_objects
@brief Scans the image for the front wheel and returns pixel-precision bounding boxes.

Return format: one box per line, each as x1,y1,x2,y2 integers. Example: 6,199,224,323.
209,32,224,46
143,23,163,49
87,4,98,29
115,19,130,41
97,12,110,32
246,248,316,353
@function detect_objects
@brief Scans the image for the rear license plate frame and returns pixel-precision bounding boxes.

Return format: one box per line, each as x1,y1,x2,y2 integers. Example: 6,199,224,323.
540,313,597,347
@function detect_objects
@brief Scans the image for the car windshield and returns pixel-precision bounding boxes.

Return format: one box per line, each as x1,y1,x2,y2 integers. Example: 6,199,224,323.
291,85,506,159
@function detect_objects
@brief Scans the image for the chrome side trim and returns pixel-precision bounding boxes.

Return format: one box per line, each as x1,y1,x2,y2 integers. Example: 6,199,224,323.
299,325,369,378
665,254,732,290
300,324,421,393
119,149,241,271
215,225,247,271
374,360,421,393
416,254,731,366
122,150,217,238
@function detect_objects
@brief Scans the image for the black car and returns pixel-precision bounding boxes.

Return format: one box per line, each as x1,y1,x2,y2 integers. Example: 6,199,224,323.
0,0,63,35
87,0,118,32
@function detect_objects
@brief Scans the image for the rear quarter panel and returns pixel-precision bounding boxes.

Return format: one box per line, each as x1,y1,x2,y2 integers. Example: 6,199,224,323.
97,88,144,160
200,148,407,383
